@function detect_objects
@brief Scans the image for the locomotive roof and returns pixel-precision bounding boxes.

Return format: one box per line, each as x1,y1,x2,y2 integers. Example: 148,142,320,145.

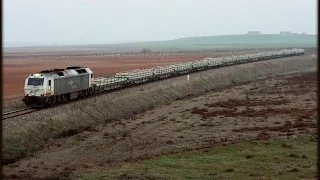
35,67,90,78
40,69,65,73
40,66,85,73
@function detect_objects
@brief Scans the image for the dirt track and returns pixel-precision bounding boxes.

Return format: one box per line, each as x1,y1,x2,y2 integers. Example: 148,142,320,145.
3,54,317,179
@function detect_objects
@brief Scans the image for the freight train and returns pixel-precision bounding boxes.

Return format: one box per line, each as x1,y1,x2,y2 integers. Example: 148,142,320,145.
23,48,305,108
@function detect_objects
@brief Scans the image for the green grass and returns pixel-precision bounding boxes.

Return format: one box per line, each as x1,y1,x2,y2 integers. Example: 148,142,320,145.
76,134,317,180
9,144,27,153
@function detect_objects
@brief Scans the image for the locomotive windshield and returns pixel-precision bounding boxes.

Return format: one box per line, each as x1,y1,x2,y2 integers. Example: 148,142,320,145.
27,78,44,86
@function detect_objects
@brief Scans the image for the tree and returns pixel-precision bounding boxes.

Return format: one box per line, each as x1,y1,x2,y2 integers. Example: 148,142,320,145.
141,48,151,54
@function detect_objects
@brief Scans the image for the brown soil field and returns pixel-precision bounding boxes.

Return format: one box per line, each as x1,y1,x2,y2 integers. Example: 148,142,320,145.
3,49,280,98
3,69,317,179
3,55,199,97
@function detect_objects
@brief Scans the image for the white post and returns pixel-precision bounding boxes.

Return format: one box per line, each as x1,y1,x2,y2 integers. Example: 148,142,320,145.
187,75,190,81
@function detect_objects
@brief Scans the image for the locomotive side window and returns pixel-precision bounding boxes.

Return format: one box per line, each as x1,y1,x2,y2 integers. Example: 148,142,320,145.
49,80,51,86
28,78,44,85
57,72,64,76
76,69,87,74
91,74,93,78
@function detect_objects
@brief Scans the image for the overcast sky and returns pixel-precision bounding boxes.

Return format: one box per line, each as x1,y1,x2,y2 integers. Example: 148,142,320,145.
3,0,317,46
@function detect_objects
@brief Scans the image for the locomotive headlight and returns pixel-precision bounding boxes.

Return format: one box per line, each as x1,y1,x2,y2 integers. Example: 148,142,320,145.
34,73,40,77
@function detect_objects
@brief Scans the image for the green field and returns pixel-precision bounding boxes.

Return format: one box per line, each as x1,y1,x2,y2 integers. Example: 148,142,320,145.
75,135,317,180
115,34,317,50
4,34,316,54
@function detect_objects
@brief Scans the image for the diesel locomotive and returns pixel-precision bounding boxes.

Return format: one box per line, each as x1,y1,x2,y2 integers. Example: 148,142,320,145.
23,66,95,107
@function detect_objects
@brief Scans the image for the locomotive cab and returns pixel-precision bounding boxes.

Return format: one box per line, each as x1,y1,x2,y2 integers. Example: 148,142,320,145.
24,73,49,97
23,73,52,107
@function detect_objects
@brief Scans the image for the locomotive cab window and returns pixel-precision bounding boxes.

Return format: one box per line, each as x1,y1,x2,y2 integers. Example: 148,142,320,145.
27,78,44,85
48,80,51,86
91,74,93,78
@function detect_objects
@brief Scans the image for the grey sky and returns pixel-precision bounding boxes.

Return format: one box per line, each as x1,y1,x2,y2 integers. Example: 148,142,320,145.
3,0,317,46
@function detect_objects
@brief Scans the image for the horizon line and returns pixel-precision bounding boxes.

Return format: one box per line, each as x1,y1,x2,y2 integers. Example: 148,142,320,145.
3,33,317,48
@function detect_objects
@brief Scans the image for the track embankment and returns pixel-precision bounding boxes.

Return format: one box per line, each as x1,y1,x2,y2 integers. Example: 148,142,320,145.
3,54,317,166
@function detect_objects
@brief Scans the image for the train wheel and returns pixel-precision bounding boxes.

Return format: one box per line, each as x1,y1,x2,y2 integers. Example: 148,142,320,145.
88,88,92,95
52,96,56,105
57,96,62,103
46,97,52,107
61,95,67,102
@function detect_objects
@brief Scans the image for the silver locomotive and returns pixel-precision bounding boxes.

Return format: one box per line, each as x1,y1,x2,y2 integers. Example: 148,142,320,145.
23,66,94,108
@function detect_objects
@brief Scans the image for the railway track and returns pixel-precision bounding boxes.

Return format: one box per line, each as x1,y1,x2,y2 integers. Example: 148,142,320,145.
2,108,38,120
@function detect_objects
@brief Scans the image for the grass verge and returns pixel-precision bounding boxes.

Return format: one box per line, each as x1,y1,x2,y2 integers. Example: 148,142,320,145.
75,134,317,180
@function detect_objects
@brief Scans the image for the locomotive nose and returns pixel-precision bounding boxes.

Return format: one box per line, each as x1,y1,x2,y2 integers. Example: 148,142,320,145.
25,87,45,96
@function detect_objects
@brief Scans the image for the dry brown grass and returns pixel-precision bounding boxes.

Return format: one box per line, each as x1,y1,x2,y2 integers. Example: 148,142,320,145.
285,72,317,84
204,98,289,108
3,99,27,113
232,121,316,133
193,107,317,119
191,107,208,114
56,126,98,139
256,72,317,96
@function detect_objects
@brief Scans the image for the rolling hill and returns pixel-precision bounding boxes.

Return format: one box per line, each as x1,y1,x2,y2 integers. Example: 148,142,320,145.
123,34,317,50
4,34,317,53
